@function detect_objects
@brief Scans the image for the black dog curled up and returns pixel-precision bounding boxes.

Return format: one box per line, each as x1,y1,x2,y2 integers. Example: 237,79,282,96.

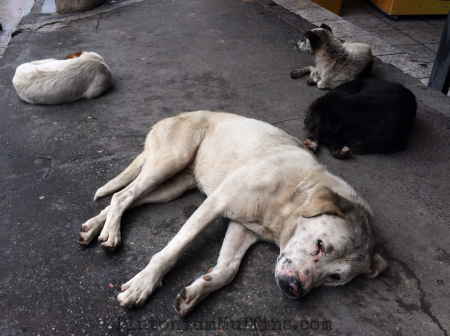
303,77,417,159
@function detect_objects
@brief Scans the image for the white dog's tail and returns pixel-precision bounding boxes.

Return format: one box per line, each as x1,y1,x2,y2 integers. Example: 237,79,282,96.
94,153,145,200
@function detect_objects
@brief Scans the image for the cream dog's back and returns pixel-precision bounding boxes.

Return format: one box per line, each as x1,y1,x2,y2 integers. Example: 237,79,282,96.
12,51,111,104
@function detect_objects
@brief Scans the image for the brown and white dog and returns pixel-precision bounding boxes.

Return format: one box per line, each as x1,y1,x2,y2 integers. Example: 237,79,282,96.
78,111,387,315
12,51,111,104
291,24,373,89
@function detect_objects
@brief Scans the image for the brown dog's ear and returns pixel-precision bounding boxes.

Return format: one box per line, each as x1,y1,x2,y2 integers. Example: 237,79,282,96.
66,51,83,59
363,253,388,278
300,187,353,219
301,31,322,50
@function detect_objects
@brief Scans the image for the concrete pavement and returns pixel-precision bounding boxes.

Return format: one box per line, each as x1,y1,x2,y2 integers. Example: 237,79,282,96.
1,0,450,335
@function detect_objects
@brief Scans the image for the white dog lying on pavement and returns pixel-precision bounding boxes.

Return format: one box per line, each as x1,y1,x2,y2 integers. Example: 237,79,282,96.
78,111,387,315
12,51,111,104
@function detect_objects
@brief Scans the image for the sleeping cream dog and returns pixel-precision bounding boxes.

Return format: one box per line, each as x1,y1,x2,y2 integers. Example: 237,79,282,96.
78,111,387,315
291,24,373,89
12,51,111,104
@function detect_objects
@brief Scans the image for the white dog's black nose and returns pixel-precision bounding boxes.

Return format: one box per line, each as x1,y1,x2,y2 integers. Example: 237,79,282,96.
278,276,304,298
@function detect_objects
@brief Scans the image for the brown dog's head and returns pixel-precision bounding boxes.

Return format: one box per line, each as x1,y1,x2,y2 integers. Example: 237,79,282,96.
275,187,387,299
293,24,333,55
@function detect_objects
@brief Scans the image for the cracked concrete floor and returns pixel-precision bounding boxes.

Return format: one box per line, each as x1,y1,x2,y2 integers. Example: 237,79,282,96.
1,0,450,335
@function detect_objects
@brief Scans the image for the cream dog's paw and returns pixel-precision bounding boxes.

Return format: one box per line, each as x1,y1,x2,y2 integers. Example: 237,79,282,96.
118,271,161,308
174,272,214,316
78,217,105,245
98,224,121,251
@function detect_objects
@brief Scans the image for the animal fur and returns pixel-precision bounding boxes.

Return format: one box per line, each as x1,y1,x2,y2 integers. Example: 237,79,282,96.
78,111,387,315
291,24,373,89
303,77,417,159
12,51,111,104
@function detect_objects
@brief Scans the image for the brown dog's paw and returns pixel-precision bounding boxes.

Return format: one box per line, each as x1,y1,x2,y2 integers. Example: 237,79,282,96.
290,70,301,79
331,146,352,160
291,69,309,79
307,77,316,86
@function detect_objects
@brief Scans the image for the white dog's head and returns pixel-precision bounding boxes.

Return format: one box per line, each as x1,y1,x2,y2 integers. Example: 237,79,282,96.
275,187,387,298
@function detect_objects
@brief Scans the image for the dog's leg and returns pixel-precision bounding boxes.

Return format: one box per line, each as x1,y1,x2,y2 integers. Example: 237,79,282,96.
309,69,321,86
84,71,112,100
98,163,193,250
317,80,333,90
290,66,315,79
94,153,145,201
303,137,319,152
78,171,196,245
174,221,259,316
117,193,227,308
330,145,352,160
85,116,204,250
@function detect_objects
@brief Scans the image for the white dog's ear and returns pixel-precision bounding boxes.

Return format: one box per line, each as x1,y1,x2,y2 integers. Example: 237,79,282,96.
300,188,352,219
363,253,388,278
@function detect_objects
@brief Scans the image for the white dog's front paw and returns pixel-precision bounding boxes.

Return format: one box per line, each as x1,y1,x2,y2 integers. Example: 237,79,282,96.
118,271,161,308
174,273,213,316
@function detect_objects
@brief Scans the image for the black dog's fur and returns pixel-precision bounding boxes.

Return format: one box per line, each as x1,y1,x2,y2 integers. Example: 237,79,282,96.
304,78,417,159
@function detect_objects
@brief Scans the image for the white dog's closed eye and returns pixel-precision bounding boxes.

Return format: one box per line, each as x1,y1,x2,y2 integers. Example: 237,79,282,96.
12,51,112,105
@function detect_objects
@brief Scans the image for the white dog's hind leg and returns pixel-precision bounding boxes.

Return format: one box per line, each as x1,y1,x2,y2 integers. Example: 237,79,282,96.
78,205,111,245
99,165,192,249
117,193,227,308
94,154,145,201
83,71,111,100
97,117,204,250
78,171,196,245
173,221,259,316
290,66,315,79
